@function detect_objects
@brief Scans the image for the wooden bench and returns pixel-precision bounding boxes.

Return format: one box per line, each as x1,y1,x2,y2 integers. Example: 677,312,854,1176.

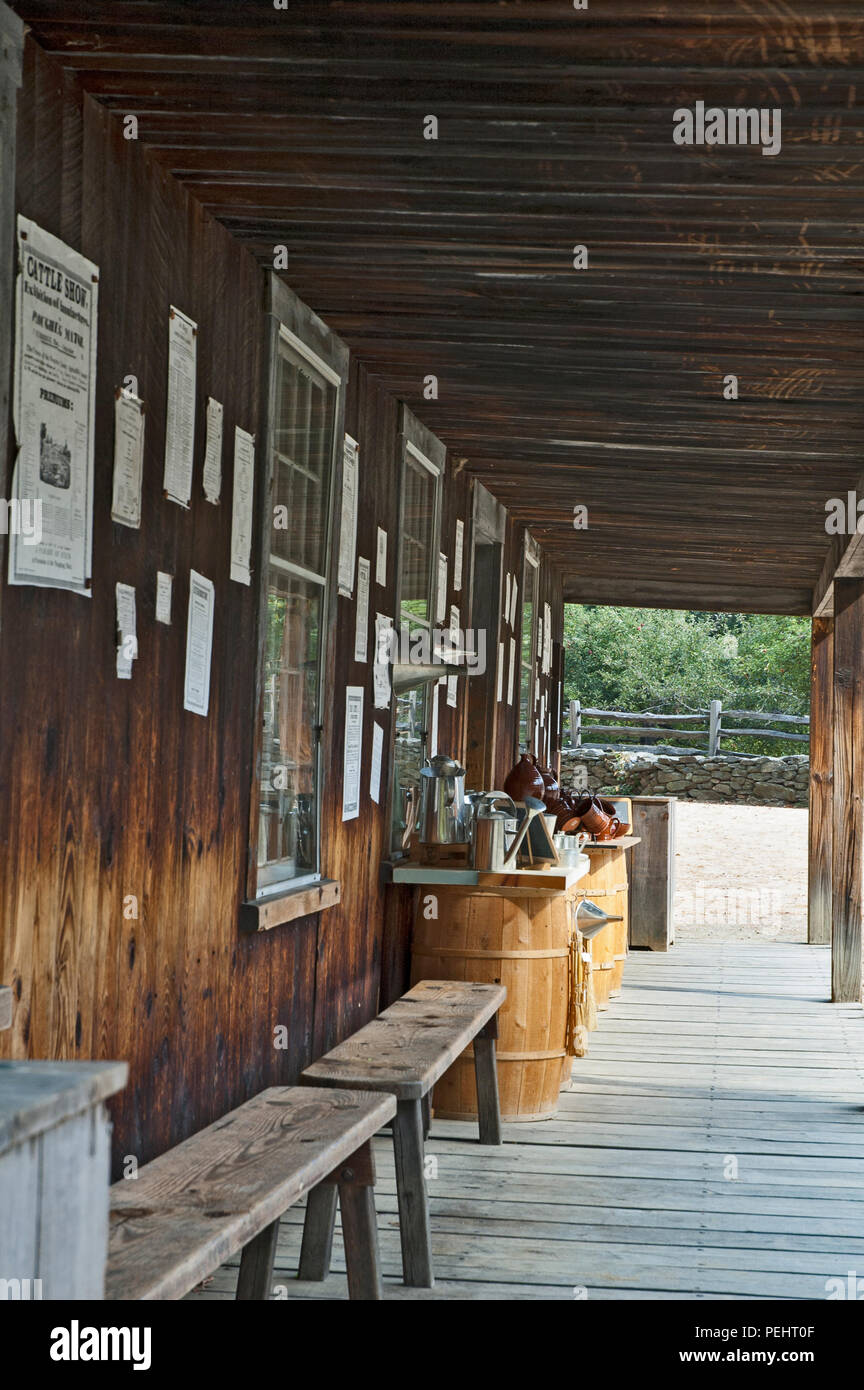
300,979,506,1288
106,1086,395,1301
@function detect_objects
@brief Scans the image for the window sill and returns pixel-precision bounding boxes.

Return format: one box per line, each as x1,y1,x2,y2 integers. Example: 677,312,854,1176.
239,878,341,933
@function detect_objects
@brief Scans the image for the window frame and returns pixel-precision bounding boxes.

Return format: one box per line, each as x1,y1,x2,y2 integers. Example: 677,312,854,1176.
243,276,349,925
518,533,541,757
389,406,446,856
0,3,23,510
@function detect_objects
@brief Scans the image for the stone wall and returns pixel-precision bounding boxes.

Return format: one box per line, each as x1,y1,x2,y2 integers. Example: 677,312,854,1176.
559,746,809,807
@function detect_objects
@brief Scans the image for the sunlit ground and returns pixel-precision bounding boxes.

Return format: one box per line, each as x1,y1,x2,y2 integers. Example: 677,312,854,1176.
672,802,808,943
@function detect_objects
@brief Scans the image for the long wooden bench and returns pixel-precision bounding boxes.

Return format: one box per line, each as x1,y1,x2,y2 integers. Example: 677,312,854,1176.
106,1086,396,1300
300,979,506,1288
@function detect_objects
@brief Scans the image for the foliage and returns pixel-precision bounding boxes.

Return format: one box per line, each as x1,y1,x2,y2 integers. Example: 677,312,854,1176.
562,606,810,756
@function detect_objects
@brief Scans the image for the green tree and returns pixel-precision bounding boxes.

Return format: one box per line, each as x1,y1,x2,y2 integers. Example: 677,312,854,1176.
563,606,810,755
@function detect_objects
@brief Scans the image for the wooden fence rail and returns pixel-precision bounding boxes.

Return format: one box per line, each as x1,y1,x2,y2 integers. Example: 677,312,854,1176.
567,699,809,757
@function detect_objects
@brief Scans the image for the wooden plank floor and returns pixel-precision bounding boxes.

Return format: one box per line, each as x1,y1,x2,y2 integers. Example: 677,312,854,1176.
188,942,864,1301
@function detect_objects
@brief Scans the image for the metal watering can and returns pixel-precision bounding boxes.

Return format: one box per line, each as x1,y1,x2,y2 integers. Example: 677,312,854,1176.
470,793,548,871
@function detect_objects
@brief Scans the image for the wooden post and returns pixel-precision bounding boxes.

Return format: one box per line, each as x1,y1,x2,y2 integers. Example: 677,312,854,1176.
708,699,722,757
831,580,864,1003
809,616,833,945
569,699,581,748
0,2,24,500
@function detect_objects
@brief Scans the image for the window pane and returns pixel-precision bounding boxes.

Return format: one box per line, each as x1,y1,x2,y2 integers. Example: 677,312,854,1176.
400,456,434,625
258,572,321,884
272,341,336,576
519,561,537,751
392,682,429,852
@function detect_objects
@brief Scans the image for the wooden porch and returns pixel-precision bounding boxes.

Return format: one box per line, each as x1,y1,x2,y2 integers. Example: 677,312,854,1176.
189,941,864,1301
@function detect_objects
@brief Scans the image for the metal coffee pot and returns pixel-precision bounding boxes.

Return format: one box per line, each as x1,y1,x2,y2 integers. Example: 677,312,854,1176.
418,754,469,844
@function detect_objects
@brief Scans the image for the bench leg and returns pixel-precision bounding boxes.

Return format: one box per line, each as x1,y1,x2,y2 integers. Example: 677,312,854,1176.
392,1098,433,1288
298,1183,338,1281
474,1013,503,1146
337,1141,383,1301
236,1218,280,1300
421,1092,432,1140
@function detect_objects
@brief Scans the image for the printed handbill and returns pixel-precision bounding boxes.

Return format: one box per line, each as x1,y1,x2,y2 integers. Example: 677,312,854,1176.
373,613,393,710
337,434,359,597
370,721,384,805
447,605,460,708
230,426,255,585
354,556,370,663
115,583,137,680
202,397,223,504
111,389,145,529
376,527,387,586
155,571,173,625
454,520,464,592
10,217,98,594
436,553,448,623
342,686,364,821
183,570,215,717
163,306,197,507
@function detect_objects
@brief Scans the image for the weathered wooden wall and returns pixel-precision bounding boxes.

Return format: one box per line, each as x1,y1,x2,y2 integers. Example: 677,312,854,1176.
0,41,321,1169
0,38,565,1167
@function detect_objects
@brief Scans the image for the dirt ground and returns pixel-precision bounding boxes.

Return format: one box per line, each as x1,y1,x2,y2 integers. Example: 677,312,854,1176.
672,801,808,943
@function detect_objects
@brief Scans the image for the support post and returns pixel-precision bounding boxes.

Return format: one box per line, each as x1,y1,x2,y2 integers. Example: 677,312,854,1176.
809,616,833,945
569,699,581,749
708,699,722,757
831,580,864,1003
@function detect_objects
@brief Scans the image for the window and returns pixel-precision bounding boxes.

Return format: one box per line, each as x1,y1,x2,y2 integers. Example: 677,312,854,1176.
391,413,444,854
518,540,540,754
255,301,347,900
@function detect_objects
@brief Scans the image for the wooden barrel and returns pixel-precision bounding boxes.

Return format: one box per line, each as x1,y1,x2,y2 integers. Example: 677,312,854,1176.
410,884,575,1122
589,923,615,1010
580,843,629,1008
609,889,629,997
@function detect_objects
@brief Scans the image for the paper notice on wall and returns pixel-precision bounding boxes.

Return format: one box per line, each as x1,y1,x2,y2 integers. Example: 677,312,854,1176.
376,527,387,586
354,556,370,663
337,434,359,598
373,613,393,710
156,571,173,625
507,637,516,705
342,685,364,821
115,583,137,679
510,577,519,629
544,601,552,673
447,604,460,708
370,721,384,804
230,426,255,585
504,572,511,627
436,553,448,623
497,641,504,702
111,389,145,529
454,520,464,592
163,306,197,507
184,569,215,716
202,396,223,504
9,218,98,595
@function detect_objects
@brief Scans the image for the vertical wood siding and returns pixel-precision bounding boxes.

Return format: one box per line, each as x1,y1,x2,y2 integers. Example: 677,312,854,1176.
0,39,564,1165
